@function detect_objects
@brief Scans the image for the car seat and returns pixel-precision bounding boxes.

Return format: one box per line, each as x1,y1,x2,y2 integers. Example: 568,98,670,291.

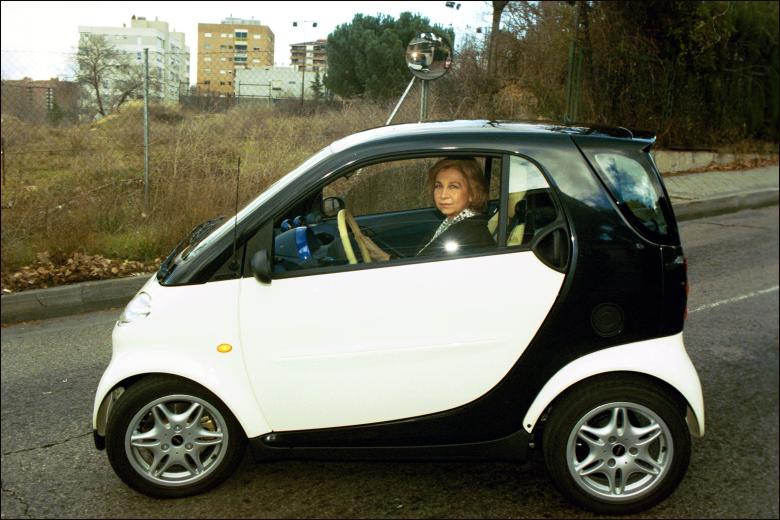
487,190,558,247
487,191,528,246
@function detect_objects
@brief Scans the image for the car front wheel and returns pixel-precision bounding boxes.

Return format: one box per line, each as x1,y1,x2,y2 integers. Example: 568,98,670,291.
542,375,691,515
105,376,246,498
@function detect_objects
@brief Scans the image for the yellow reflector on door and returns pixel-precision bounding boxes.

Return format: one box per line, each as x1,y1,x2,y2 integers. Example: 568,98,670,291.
216,343,233,353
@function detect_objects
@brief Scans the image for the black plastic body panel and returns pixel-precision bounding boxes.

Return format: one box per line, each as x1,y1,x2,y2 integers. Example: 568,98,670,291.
249,428,530,462
93,430,105,450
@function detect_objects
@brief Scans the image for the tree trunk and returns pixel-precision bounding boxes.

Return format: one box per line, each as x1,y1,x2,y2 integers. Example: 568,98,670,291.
488,1,508,79
92,71,106,117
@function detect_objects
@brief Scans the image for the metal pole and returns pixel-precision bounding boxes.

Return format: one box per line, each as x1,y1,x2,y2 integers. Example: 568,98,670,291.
143,48,150,211
564,6,580,124
1,137,5,187
300,25,307,106
572,48,582,122
386,77,416,125
419,79,429,123
300,65,305,106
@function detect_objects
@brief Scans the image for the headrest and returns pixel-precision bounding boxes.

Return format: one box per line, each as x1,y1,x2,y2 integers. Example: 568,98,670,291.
487,191,527,235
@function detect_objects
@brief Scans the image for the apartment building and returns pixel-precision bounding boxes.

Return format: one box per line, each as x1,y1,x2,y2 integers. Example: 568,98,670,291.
0,77,80,124
78,16,190,103
290,39,328,73
197,17,275,96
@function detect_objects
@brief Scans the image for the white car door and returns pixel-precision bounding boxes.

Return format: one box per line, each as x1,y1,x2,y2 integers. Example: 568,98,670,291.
239,153,565,432
239,251,564,432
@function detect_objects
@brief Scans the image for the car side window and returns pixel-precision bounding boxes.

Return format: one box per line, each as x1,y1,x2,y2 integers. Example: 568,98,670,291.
593,154,668,235
270,156,501,275
489,155,558,248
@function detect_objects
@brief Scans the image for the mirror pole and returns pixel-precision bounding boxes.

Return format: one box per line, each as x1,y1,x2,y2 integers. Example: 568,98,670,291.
419,79,429,123
386,77,416,126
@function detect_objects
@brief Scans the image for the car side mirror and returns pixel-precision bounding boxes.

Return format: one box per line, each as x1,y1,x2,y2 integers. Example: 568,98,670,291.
250,249,272,284
321,197,345,218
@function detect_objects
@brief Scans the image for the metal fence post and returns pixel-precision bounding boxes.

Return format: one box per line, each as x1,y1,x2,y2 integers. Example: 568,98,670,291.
1,136,5,186
143,48,150,212
564,5,581,124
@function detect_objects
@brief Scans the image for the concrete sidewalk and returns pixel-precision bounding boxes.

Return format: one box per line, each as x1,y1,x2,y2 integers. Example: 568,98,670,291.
1,165,778,325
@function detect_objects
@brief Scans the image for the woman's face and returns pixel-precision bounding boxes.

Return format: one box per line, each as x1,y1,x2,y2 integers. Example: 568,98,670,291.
434,167,472,219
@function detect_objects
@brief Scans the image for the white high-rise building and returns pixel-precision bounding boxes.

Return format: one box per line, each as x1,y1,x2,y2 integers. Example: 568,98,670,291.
78,16,190,103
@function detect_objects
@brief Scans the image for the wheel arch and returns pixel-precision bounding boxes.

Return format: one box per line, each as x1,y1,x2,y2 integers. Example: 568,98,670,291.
522,334,705,438
94,371,267,440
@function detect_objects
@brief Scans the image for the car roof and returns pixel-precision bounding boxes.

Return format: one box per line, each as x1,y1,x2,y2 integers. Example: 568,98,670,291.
330,119,655,153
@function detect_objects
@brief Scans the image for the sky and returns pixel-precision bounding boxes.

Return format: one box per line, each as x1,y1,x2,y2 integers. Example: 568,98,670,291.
0,0,493,84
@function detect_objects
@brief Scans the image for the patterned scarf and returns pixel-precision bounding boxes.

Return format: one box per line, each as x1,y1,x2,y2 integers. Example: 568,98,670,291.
417,208,478,255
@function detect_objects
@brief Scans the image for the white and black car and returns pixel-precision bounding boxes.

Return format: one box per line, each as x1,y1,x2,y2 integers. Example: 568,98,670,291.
93,120,704,514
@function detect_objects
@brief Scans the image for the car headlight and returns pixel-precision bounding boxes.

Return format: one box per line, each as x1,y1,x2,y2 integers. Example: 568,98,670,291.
118,291,151,325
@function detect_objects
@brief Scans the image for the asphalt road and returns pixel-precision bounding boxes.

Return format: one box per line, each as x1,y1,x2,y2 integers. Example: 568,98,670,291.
1,206,778,519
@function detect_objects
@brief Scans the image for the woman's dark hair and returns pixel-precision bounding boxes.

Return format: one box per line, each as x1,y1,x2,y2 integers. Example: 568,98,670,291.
425,157,488,212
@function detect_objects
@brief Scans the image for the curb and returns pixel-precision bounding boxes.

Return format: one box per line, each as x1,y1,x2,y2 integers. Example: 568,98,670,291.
1,189,778,325
674,188,779,222
1,275,149,325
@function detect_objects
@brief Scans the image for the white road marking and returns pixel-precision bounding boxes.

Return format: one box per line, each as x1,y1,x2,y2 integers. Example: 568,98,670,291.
689,286,779,314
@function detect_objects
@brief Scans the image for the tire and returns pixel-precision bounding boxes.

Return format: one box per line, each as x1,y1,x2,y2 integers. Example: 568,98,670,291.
542,375,691,515
105,376,246,498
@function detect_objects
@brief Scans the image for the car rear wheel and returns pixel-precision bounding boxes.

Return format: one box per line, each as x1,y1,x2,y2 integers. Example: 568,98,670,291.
542,376,691,514
105,376,246,498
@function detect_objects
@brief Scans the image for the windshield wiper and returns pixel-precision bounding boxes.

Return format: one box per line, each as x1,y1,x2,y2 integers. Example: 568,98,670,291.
157,216,226,281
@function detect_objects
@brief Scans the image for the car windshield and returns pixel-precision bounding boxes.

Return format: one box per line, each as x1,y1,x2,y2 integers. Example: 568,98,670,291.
156,216,226,281
158,144,335,279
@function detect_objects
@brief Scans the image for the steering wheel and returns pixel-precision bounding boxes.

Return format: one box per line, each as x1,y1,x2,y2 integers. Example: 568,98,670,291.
337,209,372,265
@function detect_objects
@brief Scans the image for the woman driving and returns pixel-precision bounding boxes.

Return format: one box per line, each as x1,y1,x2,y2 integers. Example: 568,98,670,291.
417,157,495,256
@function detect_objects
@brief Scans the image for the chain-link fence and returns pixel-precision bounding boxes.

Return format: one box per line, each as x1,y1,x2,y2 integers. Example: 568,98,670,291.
0,45,380,283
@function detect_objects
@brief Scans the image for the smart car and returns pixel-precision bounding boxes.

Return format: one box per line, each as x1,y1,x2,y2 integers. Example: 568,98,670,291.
92,120,704,514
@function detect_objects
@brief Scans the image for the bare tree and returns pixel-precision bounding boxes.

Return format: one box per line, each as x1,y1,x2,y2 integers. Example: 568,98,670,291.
75,34,156,118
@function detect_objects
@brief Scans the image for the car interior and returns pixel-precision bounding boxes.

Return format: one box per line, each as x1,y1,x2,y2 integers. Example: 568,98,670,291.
270,155,567,273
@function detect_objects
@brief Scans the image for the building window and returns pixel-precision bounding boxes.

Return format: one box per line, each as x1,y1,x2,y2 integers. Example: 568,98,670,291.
220,81,225,86
252,59,260,63
203,68,211,73
204,43,211,49
235,31,247,41
234,56,247,63
220,70,226,74
204,80,210,85
204,57,212,62
205,32,212,37
254,34,261,39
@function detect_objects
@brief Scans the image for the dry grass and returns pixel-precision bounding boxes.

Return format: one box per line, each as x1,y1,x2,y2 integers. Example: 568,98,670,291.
0,96,442,275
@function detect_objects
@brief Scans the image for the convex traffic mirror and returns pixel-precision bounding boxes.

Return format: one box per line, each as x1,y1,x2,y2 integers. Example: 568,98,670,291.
405,33,452,80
